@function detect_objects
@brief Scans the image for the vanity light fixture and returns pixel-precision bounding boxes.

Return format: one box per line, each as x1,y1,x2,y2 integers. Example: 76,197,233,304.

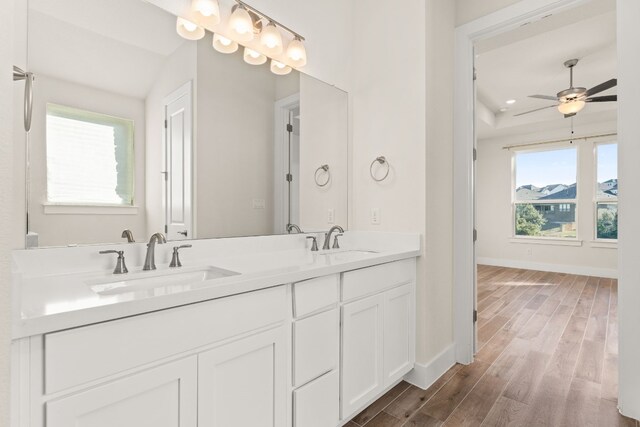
286,36,307,67
229,4,255,41
270,59,292,75
212,33,238,53
191,0,220,23
260,21,283,55
176,17,205,40
243,47,267,65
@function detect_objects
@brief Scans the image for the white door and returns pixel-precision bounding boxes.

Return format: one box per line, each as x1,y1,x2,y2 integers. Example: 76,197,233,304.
198,327,287,427
46,357,197,427
164,82,193,241
383,284,415,387
341,293,384,419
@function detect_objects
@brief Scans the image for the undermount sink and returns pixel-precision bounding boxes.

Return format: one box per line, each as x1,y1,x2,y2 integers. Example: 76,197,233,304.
87,266,240,296
317,250,379,262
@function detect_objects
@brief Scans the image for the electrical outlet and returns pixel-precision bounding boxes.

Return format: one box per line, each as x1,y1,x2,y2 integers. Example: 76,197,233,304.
327,208,335,224
526,248,533,256
371,208,381,225
252,198,265,209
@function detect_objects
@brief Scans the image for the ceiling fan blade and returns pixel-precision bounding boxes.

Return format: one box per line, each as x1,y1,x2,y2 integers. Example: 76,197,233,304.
585,78,617,97
586,95,617,103
513,104,558,117
529,94,558,101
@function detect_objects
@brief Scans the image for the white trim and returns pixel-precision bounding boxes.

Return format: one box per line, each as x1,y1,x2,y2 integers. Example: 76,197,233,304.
590,240,618,249
477,257,618,279
509,237,582,247
273,94,300,235
43,204,139,215
454,0,597,366
403,343,456,390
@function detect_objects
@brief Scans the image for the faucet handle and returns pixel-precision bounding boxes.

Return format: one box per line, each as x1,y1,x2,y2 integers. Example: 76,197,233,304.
332,233,343,249
306,236,319,252
169,244,192,268
99,250,128,274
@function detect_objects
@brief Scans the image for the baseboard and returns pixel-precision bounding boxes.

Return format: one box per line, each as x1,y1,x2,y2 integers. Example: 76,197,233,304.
404,343,456,390
477,257,618,279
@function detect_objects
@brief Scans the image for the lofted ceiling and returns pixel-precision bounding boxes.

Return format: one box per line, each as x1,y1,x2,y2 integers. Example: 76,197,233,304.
475,0,617,140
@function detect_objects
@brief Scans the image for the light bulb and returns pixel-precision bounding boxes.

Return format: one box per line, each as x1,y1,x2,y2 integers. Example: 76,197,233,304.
260,22,283,54
176,17,205,40
558,100,586,115
229,5,254,42
191,0,220,23
270,59,292,75
243,47,267,65
212,33,238,54
286,37,307,67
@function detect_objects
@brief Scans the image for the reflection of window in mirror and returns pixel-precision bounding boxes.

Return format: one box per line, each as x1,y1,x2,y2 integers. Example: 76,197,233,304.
45,103,134,206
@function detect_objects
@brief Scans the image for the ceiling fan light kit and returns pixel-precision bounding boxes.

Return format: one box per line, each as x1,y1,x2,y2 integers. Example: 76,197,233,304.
517,58,617,118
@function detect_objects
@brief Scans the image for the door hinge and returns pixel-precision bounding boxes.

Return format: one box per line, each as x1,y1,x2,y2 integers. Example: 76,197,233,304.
164,119,167,128
473,310,478,322
286,173,293,182
473,228,478,242
164,224,168,233
473,148,477,161
286,123,293,133
473,68,477,81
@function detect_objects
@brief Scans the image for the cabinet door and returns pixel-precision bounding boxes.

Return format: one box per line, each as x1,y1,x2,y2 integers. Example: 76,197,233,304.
383,283,415,387
341,293,384,419
47,357,197,427
198,327,287,427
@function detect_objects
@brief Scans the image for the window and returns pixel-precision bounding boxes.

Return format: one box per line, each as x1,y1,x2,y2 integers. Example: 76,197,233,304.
595,143,618,240
46,104,134,206
513,147,577,239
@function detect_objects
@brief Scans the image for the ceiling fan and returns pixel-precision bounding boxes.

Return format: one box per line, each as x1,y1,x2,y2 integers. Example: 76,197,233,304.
514,58,617,118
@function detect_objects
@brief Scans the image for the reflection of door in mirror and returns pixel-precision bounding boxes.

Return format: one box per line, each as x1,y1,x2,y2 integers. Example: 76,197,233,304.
164,83,193,241
274,95,300,234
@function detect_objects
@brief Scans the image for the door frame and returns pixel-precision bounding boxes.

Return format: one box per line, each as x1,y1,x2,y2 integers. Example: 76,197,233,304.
162,81,194,240
453,0,598,364
273,93,300,234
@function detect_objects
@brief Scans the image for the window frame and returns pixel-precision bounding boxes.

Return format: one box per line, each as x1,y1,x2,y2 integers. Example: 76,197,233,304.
594,141,618,242
511,144,580,242
44,103,136,212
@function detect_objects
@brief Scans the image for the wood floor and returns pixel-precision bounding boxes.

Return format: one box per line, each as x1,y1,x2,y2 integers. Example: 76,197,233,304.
346,266,638,427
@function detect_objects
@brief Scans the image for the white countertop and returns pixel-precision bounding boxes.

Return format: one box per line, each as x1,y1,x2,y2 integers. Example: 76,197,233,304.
12,232,421,338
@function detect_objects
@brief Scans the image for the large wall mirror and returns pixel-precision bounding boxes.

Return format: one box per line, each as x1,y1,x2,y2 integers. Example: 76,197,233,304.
21,0,348,248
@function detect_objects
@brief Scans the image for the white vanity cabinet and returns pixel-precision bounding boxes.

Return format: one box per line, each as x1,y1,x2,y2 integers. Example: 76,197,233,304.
47,357,198,427
340,259,416,420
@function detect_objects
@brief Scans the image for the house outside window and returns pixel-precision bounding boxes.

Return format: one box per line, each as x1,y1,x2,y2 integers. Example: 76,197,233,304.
513,147,578,239
595,142,618,240
46,103,134,206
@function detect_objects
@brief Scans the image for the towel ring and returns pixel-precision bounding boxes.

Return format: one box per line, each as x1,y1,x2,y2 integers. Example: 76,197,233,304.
314,164,330,187
370,156,390,182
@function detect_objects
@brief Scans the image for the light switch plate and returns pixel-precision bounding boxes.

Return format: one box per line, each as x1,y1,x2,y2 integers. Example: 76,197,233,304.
327,208,335,224
371,208,380,225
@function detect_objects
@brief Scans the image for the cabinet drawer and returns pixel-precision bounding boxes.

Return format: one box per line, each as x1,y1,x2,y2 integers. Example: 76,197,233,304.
341,259,415,302
293,275,339,318
293,308,339,387
293,370,339,427
44,286,286,394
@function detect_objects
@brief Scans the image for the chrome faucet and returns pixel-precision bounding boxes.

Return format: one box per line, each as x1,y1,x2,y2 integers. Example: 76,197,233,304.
121,229,135,243
322,225,344,250
287,223,303,234
143,232,167,271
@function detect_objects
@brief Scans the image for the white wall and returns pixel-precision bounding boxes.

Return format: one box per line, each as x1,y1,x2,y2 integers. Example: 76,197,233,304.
26,75,147,247
1,0,15,422
299,74,348,231
617,0,640,419
145,42,197,237
455,0,522,25
477,123,618,278
195,38,277,238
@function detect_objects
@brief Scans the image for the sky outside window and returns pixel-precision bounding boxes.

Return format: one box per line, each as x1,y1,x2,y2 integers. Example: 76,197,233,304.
597,143,617,184
515,147,577,188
